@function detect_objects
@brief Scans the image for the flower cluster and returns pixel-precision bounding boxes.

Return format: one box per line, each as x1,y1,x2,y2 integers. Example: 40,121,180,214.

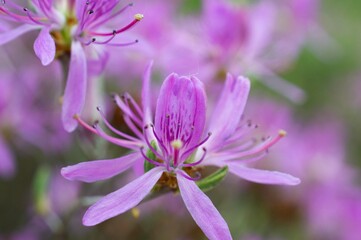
0,0,143,131
3,0,358,240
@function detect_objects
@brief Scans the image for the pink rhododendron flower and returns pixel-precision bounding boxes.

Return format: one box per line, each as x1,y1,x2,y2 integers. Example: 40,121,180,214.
61,63,299,239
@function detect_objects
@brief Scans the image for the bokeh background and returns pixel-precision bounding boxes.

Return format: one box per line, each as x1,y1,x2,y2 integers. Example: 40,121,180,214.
1,0,361,239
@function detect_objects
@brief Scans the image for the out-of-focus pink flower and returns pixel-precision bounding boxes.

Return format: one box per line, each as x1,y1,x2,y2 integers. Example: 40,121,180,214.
0,0,143,132
306,185,361,240
247,99,352,187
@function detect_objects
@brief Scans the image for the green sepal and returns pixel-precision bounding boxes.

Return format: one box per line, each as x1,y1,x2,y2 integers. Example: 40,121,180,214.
144,140,158,172
196,166,228,192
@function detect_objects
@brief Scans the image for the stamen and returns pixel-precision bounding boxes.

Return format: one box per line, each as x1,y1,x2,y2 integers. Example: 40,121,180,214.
92,122,141,150
226,151,268,163
74,114,98,134
114,94,142,127
140,147,164,167
91,33,116,45
96,106,139,142
180,132,212,160
88,13,143,36
150,124,169,156
219,130,287,160
88,2,134,29
105,39,139,47
182,148,207,167
143,125,165,160
81,37,96,46
177,170,201,181
124,92,143,118
23,7,47,25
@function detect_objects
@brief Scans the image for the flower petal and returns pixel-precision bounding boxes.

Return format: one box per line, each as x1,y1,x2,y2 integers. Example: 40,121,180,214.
62,41,87,132
142,61,153,125
83,167,164,226
33,27,56,65
155,74,206,156
0,24,39,45
177,171,232,240
61,152,142,183
206,74,250,149
228,163,301,185
0,136,15,179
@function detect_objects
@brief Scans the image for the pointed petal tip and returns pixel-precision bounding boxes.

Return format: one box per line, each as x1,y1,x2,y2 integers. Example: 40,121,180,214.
177,172,232,240
62,118,78,132
237,75,251,87
60,166,74,181
82,215,96,227
33,28,56,66
287,176,301,186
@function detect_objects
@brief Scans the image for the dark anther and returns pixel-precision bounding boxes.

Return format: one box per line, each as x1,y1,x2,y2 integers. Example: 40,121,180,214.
88,9,94,14
135,39,139,43
247,120,252,127
96,106,101,111
92,120,99,129
23,7,28,11
112,30,117,35
92,38,96,42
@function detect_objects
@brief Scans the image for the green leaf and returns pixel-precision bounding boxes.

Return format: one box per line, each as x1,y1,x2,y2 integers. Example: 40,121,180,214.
144,141,158,172
196,166,228,192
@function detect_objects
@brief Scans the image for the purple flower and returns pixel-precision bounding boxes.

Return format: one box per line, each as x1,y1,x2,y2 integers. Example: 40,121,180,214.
0,0,143,132
61,63,299,239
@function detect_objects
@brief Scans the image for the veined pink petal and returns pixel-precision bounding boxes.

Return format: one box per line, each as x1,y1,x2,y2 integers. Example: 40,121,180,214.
62,41,87,132
0,24,40,45
177,171,232,240
206,75,250,149
142,61,153,125
155,74,206,156
227,163,301,185
83,167,164,226
33,27,56,66
0,136,15,178
61,152,142,183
